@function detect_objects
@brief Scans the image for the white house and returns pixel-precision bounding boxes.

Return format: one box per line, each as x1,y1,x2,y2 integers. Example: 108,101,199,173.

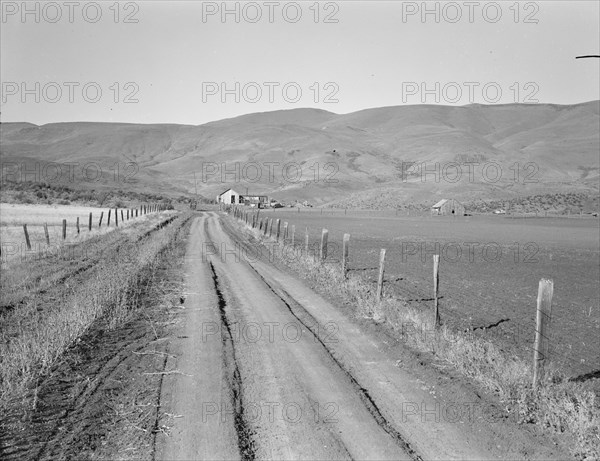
216,188,242,205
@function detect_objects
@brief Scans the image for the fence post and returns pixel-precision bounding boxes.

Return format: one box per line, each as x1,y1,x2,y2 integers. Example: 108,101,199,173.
320,228,328,262
342,233,350,278
127,209,129,220
115,209,118,226
43,222,50,245
23,224,32,250
283,222,288,242
433,255,440,327
276,219,281,241
305,227,309,256
89,212,92,231
62,219,67,240
376,249,386,301
533,279,553,388
107,209,111,226
76,217,80,234
99,211,104,227
291,225,295,247
121,209,124,222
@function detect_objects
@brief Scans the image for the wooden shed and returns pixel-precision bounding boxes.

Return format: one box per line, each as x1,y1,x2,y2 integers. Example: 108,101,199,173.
431,199,465,216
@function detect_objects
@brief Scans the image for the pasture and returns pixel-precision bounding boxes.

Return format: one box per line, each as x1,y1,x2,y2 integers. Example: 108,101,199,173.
263,208,600,379
0,203,150,261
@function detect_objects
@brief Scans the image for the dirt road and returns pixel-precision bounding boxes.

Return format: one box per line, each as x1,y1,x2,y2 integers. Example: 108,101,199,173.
155,213,567,460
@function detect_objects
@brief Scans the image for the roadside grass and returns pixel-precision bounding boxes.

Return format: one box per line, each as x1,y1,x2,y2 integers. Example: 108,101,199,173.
236,215,599,460
0,213,190,412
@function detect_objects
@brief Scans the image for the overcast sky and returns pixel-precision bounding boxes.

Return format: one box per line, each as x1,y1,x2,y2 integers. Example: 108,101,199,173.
1,1,599,125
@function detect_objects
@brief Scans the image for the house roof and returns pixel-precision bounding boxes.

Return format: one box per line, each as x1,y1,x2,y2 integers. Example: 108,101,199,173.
432,199,448,208
217,188,239,197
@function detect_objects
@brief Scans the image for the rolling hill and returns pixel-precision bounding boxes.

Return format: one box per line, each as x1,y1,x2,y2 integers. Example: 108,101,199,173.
1,102,598,207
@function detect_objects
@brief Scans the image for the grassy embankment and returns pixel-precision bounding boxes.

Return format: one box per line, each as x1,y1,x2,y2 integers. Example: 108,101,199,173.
0,211,191,412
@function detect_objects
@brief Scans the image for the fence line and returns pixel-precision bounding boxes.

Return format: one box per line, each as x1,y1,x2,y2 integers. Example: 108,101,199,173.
224,206,585,380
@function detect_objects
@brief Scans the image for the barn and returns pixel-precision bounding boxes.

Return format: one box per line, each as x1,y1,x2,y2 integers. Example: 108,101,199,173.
431,199,465,216
216,188,242,205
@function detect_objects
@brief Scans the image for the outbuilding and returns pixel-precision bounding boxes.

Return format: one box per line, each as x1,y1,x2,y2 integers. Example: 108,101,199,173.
431,199,465,216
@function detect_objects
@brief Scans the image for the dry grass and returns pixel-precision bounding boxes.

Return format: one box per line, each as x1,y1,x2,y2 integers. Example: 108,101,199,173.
236,213,599,460
0,212,190,410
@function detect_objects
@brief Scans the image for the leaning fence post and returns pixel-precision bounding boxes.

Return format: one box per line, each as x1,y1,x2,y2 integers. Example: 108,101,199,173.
376,249,386,301
121,209,124,222
342,233,350,278
89,212,92,231
23,224,32,250
433,255,440,327
533,279,554,388
99,211,104,227
62,219,67,240
43,222,50,245
107,209,111,226
320,228,328,262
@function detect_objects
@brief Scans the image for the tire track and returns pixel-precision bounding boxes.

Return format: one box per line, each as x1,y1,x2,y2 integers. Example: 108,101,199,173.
208,261,257,460
245,262,423,461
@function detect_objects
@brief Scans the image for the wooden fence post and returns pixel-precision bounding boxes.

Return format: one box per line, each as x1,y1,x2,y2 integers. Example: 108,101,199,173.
107,209,111,226
127,209,129,220
115,208,119,227
433,255,440,327
62,219,67,240
283,222,288,242
43,223,50,245
376,249,386,301
533,279,554,388
23,224,31,250
320,228,328,262
99,211,104,228
76,217,80,234
342,233,350,278
305,227,309,256
89,212,92,231
121,209,124,222
276,219,281,241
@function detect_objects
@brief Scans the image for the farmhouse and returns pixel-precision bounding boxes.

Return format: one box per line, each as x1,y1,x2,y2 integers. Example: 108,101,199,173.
216,188,242,205
431,199,465,216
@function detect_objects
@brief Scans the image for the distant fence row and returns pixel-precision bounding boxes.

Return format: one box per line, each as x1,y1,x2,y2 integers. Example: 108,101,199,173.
219,205,598,220
224,204,597,384
1,203,167,259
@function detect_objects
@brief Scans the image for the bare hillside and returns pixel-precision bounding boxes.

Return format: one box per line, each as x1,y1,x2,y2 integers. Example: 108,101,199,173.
1,102,598,205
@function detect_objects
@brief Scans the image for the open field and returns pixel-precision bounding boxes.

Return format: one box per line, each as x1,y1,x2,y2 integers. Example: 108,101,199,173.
261,208,600,380
0,203,161,261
